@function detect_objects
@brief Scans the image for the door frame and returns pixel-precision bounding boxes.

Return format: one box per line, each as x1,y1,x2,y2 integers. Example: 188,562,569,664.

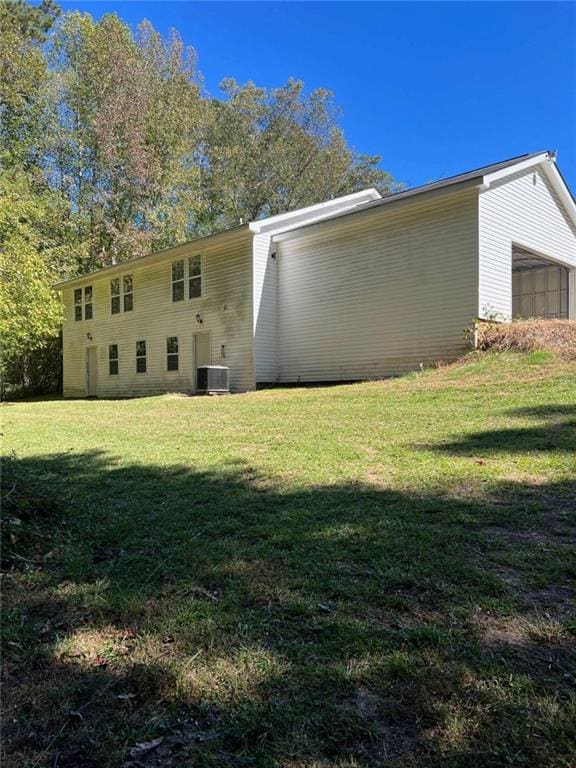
85,346,98,397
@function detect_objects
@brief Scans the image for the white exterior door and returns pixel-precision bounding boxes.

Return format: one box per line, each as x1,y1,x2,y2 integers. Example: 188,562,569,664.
85,347,98,397
193,332,211,389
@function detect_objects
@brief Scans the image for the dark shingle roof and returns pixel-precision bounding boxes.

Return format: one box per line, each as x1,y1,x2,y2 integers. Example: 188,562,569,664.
355,150,552,212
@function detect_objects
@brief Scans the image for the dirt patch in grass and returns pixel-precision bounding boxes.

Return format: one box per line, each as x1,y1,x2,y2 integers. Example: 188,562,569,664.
477,319,576,361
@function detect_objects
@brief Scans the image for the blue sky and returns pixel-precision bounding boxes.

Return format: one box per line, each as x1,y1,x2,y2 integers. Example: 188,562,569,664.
59,1,576,191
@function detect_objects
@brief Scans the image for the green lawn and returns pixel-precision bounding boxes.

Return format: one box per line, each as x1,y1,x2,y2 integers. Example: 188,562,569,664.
2,351,575,768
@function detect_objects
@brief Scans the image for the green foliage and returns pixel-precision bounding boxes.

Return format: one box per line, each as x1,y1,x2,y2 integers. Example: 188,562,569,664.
2,355,576,765
0,0,59,167
0,0,397,394
0,172,67,374
199,77,396,230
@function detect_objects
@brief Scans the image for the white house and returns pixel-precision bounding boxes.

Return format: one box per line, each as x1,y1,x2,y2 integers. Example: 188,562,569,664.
55,151,576,397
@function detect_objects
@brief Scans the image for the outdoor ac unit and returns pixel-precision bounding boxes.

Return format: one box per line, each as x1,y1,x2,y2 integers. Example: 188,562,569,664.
197,365,230,394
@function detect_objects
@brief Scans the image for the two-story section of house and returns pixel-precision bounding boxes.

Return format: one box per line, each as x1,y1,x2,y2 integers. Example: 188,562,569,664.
56,189,382,397
55,151,576,397
57,225,255,397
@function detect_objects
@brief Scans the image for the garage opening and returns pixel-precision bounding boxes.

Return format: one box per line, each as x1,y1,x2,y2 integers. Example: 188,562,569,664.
512,247,569,319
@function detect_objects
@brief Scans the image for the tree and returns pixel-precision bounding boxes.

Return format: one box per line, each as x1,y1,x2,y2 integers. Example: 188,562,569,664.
47,12,204,269
0,0,60,169
0,2,398,396
0,172,67,382
198,78,396,230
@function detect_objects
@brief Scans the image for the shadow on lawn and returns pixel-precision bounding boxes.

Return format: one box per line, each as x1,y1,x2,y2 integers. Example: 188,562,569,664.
432,403,576,456
2,450,575,768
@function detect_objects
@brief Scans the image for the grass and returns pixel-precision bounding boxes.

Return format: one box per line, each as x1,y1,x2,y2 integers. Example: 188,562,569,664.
2,351,575,767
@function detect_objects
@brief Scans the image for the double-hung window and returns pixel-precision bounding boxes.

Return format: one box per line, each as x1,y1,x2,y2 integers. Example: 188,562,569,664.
74,286,93,321
136,340,147,373
172,256,202,302
123,275,133,312
109,344,119,375
188,255,202,298
84,286,93,319
172,261,184,302
74,288,82,321
111,278,121,314
167,337,179,371
111,274,133,314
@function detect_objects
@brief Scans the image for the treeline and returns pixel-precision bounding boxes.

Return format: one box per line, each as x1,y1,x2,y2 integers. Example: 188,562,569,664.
0,0,395,395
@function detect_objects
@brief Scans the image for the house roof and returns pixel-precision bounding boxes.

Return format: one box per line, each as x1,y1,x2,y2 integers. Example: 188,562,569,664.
53,223,250,290
273,150,576,240
53,189,381,289
275,150,576,240
54,150,575,289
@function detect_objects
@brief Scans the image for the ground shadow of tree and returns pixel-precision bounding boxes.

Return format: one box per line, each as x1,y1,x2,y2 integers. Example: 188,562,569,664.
430,403,576,455
2,450,575,767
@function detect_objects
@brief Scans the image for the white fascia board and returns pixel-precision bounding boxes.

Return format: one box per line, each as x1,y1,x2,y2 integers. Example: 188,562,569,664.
482,152,576,229
539,159,576,228
483,152,550,185
249,188,382,235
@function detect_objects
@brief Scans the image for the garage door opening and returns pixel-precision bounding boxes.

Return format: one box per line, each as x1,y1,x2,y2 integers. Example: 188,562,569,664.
512,247,569,319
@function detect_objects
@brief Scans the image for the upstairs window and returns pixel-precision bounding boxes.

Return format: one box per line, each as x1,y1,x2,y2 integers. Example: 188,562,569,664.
189,255,202,298
136,340,147,373
84,286,93,320
172,260,184,302
111,274,133,314
123,275,133,312
111,278,121,314
167,337,179,371
74,288,82,321
74,286,93,320
109,344,119,375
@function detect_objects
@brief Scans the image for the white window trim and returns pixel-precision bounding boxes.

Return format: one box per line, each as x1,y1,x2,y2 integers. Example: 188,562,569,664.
136,340,147,374
188,254,202,300
166,336,179,372
123,274,134,313
110,274,134,316
74,286,93,322
108,344,119,376
170,255,204,303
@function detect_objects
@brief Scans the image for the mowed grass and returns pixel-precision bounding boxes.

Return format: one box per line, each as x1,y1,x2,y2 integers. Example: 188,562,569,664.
2,351,575,768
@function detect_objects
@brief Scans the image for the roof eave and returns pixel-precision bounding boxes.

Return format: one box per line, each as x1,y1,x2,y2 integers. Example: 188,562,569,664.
53,224,251,290
272,176,484,242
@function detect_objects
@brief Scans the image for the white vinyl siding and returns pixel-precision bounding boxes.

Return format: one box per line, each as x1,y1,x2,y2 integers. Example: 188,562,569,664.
253,232,278,382
62,232,254,397
479,166,576,319
275,190,478,381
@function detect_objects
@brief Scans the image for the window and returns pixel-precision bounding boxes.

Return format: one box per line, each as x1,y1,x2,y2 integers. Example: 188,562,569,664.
123,274,133,312
74,288,82,321
167,337,179,371
74,286,92,321
111,278,121,314
109,344,119,375
172,260,184,302
172,257,202,302
111,274,133,314
136,340,147,373
84,286,93,320
189,255,202,298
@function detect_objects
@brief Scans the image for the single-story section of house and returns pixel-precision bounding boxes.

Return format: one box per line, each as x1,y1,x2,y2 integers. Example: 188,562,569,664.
55,150,576,397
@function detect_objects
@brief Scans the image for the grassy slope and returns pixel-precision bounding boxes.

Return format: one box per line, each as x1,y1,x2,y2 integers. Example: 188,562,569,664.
2,351,575,768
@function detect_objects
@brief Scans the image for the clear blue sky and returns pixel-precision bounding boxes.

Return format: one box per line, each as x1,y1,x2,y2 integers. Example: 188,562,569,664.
59,1,576,191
